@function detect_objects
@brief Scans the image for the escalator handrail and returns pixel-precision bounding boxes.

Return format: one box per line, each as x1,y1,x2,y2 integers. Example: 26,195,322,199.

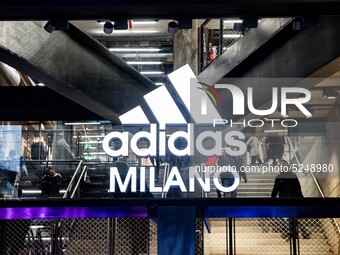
63,160,83,199
71,166,87,199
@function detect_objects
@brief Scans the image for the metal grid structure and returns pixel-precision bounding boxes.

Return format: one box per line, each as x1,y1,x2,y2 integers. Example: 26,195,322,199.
196,218,204,255
235,218,291,255
1,217,339,254
204,218,340,255
149,219,158,255
298,218,340,255
221,18,245,53
2,219,54,255
200,18,246,71
204,218,227,254
14,161,81,199
114,218,150,255
62,218,110,255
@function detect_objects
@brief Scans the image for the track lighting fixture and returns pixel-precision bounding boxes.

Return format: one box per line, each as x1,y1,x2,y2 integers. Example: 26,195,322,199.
44,19,69,33
168,21,178,34
103,22,114,34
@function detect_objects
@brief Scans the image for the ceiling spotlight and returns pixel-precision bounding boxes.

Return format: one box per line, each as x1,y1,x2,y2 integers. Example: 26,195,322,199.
233,23,244,32
44,19,69,33
292,17,318,31
44,21,56,33
113,20,128,30
293,18,304,31
178,19,192,29
168,21,178,34
233,17,258,32
242,17,258,28
323,89,338,99
103,22,114,34
303,17,319,28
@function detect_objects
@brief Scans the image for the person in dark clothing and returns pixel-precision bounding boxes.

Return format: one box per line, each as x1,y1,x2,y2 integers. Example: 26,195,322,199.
271,160,309,240
266,136,285,165
31,136,47,160
41,167,62,197
271,172,303,198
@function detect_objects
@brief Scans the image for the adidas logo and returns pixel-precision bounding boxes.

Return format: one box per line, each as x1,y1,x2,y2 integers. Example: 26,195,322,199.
119,64,222,128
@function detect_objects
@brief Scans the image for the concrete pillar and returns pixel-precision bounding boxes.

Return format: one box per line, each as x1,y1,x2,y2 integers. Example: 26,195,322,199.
173,20,199,75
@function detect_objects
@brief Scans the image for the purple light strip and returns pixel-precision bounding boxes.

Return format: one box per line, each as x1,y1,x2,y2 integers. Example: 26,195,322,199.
0,206,148,220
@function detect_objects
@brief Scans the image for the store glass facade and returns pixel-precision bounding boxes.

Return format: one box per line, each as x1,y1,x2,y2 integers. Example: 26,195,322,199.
0,15,339,255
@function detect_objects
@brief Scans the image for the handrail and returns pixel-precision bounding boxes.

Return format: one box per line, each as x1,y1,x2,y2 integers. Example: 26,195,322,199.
161,163,170,198
25,160,83,163
63,160,83,198
71,166,87,199
287,137,325,197
203,217,211,234
286,137,340,235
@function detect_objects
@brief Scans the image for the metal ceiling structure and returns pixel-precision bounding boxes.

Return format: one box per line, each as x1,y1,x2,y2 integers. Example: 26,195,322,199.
0,21,155,124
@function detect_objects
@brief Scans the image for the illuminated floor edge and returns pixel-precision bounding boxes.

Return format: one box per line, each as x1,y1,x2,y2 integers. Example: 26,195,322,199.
0,206,148,220
0,198,339,219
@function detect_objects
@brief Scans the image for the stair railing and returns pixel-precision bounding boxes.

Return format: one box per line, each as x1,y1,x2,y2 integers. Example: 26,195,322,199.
70,166,87,199
161,163,170,198
286,136,340,236
63,160,82,199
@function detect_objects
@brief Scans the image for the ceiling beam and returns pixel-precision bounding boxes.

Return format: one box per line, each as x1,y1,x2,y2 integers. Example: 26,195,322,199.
0,21,155,124
0,86,104,121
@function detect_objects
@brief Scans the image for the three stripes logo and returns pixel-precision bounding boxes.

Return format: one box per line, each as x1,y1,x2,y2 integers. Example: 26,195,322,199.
119,65,223,126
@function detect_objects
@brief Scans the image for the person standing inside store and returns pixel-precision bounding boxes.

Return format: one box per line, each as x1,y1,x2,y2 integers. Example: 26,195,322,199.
247,136,263,165
271,160,309,239
31,136,48,160
265,136,285,165
271,160,302,198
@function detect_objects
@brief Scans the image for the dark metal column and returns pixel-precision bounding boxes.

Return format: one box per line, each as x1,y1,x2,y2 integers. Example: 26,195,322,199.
158,206,196,255
226,218,235,255
108,218,117,255
0,220,5,255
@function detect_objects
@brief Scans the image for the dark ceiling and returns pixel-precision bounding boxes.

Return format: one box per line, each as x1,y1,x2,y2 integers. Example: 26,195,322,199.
1,0,340,20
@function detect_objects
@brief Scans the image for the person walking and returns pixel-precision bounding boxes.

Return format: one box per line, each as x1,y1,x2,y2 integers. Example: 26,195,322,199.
271,160,309,240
